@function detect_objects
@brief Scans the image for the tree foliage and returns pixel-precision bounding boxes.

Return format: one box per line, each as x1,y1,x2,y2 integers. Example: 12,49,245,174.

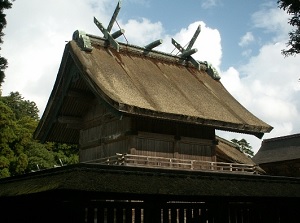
2,92,39,120
0,92,78,178
0,0,13,85
278,0,300,56
0,2,78,177
231,138,254,158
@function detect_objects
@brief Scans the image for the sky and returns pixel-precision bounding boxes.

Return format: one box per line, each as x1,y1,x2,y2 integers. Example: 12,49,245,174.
1,0,300,154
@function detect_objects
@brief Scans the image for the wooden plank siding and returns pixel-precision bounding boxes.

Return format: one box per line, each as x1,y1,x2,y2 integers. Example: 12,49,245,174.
79,104,217,163
80,128,216,162
131,132,215,161
80,104,132,161
80,133,215,163
131,117,215,140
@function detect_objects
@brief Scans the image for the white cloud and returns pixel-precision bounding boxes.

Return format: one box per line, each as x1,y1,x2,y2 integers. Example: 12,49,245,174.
241,49,252,57
118,18,164,46
217,3,300,154
201,0,220,9
220,43,300,153
1,0,115,114
251,5,292,42
162,21,222,70
1,1,222,118
239,32,255,47
221,70,252,111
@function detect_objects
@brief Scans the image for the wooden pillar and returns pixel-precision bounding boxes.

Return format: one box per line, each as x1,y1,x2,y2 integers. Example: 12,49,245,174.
144,200,162,223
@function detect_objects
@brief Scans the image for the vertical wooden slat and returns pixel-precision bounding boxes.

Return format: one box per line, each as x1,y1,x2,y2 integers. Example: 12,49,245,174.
116,207,124,223
65,203,84,223
213,203,229,223
206,208,214,223
163,208,169,223
238,207,244,223
178,208,185,223
194,208,200,220
87,207,95,223
144,201,161,223
107,207,114,223
135,207,142,223
97,207,105,223
170,208,177,223
125,207,132,223
186,208,193,223
244,207,250,223
247,206,256,223
229,206,237,223
78,207,87,223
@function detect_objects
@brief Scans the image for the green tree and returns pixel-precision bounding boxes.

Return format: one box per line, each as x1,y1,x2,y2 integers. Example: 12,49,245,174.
25,141,56,171
0,92,78,178
0,96,37,176
2,92,39,120
50,143,79,166
0,100,16,177
231,138,254,157
0,0,13,85
278,0,300,56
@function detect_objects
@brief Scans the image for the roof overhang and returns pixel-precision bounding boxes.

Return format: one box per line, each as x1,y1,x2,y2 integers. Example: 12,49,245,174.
1,164,300,199
34,35,273,143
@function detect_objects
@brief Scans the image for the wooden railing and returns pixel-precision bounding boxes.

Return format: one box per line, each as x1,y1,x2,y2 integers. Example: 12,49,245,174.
85,154,258,174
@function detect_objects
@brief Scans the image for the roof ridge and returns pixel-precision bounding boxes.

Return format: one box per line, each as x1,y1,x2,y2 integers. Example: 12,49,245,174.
216,135,239,149
263,133,300,143
85,33,211,71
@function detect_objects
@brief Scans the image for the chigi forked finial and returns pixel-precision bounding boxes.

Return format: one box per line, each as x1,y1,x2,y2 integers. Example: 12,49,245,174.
94,0,163,53
171,25,201,70
94,0,124,52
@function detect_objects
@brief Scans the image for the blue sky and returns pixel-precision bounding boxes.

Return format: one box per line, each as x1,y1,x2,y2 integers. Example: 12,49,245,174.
1,0,299,153
120,0,276,70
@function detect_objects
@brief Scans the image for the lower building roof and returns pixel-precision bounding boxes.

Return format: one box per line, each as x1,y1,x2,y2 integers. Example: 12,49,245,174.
253,133,300,164
1,163,300,200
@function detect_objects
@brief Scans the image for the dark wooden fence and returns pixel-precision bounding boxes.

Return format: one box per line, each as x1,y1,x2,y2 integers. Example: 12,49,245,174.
21,199,294,223
80,200,298,223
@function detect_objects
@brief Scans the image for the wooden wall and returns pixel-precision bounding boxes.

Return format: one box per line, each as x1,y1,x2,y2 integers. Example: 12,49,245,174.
79,103,216,162
79,103,132,162
131,132,215,161
260,159,300,177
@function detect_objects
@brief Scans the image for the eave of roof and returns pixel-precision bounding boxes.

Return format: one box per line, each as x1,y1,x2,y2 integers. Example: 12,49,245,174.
34,35,273,142
253,133,300,164
75,37,272,132
0,164,300,199
262,133,300,144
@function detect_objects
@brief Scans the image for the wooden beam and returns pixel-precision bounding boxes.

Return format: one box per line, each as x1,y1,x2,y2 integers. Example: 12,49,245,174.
57,116,83,129
67,89,95,105
67,89,95,100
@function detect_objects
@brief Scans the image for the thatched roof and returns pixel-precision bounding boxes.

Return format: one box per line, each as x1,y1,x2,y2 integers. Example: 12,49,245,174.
0,164,300,199
215,136,266,174
34,34,272,143
253,133,300,164
216,136,255,165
